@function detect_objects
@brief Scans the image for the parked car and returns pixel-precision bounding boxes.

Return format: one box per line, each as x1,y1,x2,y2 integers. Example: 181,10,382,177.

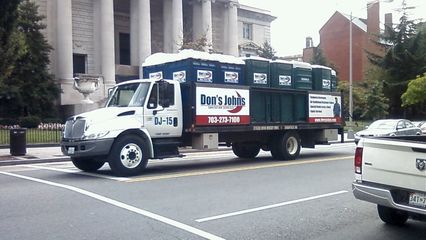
412,121,426,134
354,119,422,144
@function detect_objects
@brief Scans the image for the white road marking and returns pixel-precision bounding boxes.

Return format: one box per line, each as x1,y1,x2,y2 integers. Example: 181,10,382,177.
23,165,130,182
0,170,225,240
195,190,348,223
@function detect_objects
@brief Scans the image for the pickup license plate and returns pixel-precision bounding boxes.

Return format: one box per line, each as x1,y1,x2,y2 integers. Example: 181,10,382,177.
409,192,426,208
67,147,75,155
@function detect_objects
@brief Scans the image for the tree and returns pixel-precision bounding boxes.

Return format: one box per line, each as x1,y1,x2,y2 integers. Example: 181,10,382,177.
401,73,426,106
1,0,60,118
257,41,276,59
181,34,210,52
310,47,328,66
360,79,389,120
0,0,22,86
367,0,426,118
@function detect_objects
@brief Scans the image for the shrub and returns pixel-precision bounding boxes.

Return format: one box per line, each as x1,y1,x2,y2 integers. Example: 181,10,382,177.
0,118,19,126
19,116,42,128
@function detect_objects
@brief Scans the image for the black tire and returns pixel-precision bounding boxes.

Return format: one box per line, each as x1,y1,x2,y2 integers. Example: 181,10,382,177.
108,135,149,176
271,131,301,160
232,142,260,158
71,157,105,172
377,205,408,225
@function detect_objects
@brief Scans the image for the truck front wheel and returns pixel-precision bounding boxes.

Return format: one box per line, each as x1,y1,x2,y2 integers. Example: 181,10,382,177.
108,135,149,176
377,205,408,225
71,157,105,172
271,132,301,160
232,142,260,158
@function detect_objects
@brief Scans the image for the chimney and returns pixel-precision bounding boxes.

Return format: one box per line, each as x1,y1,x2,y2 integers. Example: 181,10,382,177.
305,37,313,48
384,13,393,37
367,1,380,36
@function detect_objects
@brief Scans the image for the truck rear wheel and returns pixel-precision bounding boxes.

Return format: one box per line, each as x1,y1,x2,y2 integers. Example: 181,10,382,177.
232,142,260,158
271,132,301,160
377,205,408,225
71,157,105,172
108,135,149,176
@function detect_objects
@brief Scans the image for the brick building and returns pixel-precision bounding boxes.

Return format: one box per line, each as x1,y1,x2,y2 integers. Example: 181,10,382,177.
303,1,389,82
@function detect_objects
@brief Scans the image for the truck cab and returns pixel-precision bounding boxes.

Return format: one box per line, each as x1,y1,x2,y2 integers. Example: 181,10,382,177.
61,79,183,176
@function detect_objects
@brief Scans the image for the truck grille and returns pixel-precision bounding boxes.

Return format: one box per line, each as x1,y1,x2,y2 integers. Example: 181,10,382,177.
64,118,86,139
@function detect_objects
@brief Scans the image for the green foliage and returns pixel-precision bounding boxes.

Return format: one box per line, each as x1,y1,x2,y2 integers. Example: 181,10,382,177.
257,41,276,59
367,1,426,118
19,116,41,128
0,0,61,119
0,118,19,126
0,0,22,86
401,73,426,106
310,48,328,66
360,79,389,120
181,35,210,52
337,80,365,121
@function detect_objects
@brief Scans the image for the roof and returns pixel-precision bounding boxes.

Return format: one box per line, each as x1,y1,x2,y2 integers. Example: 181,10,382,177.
320,11,367,33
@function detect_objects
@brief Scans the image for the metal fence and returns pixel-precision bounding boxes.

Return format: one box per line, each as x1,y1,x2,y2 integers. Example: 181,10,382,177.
0,128,63,147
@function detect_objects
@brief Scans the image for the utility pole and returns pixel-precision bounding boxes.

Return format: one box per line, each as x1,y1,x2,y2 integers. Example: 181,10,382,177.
347,12,354,139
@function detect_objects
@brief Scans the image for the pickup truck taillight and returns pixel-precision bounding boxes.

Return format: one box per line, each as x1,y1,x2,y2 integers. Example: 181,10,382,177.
354,147,363,174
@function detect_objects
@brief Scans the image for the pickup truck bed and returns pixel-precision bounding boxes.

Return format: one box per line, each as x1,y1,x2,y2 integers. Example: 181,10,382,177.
352,135,426,225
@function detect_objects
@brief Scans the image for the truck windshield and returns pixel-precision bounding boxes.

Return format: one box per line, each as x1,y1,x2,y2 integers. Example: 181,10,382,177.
107,82,150,107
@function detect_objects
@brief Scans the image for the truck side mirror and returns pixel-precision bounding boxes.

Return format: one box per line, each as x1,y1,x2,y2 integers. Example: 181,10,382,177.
108,88,114,98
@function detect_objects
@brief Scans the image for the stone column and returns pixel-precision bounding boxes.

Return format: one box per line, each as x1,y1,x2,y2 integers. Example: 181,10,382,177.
56,0,73,83
192,0,202,41
172,0,183,52
201,0,213,50
163,0,173,53
138,0,151,64
227,0,238,56
130,0,139,65
100,0,116,85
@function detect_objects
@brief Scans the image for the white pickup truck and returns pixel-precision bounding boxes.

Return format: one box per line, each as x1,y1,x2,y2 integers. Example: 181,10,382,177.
352,136,426,225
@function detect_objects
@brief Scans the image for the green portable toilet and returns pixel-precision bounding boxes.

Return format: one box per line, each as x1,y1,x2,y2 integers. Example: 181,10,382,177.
331,69,337,92
243,57,270,87
312,65,332,91
293,61,312,90
270,60,293,89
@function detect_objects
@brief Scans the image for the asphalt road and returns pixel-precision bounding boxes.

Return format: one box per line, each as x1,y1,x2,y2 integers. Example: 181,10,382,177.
1,143,425,240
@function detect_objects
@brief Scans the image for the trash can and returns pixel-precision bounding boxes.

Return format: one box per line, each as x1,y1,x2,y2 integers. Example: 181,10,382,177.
10,128,26,156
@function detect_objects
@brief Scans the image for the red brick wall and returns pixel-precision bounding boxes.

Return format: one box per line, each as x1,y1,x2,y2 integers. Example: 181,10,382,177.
319,12,366,82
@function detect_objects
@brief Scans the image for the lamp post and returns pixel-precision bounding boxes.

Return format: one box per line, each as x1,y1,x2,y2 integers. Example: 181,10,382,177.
347,12,354,139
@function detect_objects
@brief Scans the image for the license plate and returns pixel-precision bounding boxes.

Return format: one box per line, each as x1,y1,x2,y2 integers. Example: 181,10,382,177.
67,147,75,155
409,192,426,208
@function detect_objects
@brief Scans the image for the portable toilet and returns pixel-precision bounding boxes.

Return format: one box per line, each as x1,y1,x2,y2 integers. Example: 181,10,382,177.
292,61,312,90
312,65,332,91
214,54,245,85
270,60,293,89
243,56,270,87
166,50,218,84
142,52,173,81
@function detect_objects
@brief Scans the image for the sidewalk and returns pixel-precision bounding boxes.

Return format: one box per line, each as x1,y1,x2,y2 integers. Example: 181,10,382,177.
0,133,354,167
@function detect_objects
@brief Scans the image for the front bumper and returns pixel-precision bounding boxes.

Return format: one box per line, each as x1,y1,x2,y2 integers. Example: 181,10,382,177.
352,181,426,215
61,138,114,158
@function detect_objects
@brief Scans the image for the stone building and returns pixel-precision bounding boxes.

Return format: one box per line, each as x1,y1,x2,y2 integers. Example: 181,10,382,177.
33,0,275,116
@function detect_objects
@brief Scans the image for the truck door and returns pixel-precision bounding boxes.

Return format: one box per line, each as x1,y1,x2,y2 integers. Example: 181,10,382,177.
144,81,182,138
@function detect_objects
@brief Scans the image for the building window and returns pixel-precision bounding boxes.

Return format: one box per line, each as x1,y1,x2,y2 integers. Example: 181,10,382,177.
119,32,130,65
243,23,253,40
73,54,87,74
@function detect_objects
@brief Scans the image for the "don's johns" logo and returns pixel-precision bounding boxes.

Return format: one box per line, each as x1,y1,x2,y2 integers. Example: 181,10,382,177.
200,91,246,113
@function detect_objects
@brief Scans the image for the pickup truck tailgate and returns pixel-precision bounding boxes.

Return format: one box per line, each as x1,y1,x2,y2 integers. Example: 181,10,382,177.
361,138,426,192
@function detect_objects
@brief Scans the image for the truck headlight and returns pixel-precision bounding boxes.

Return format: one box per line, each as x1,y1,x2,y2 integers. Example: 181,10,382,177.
82,131,110,140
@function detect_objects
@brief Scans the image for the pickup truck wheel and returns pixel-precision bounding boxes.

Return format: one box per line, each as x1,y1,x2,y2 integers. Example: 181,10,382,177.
271,132,301,160
108,135,148,176
377,205,408,225
232,142,260,158
71,157,105,172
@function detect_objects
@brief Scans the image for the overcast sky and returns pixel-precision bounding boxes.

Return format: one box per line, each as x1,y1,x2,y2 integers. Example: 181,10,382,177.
239,0,425,56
